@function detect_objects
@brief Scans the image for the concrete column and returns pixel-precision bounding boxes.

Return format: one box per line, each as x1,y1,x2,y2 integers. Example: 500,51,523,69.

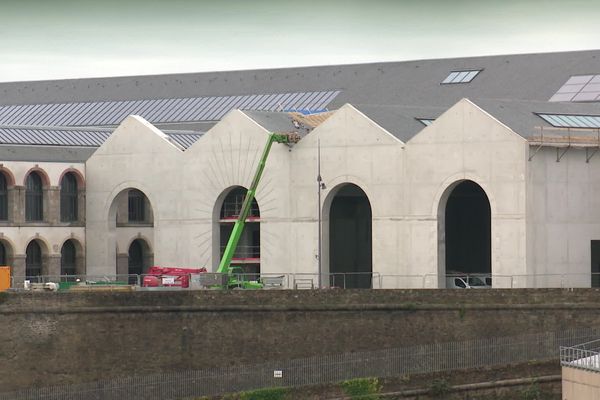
116,253,129,276
6,187,16,223
12,254,25,281
116,193,128,225
76,255,86,276
143,253,155,273
12,186,24,225
46,187,60,225
45,254,61,277
77,189,86,224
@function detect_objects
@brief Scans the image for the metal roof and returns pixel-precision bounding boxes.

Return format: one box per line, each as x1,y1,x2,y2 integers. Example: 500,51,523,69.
0,91,340,127
0,125,203,149
2,50,600,112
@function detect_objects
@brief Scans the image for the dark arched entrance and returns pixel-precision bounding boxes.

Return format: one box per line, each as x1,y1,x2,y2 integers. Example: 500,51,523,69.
329,184,372,288
61,240,77,276
443,180,491,282
128,239,146,277
26,240,43,281
0,242,5,266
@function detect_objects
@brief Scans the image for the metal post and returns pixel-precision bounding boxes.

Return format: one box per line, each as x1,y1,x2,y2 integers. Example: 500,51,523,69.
317,139,322,289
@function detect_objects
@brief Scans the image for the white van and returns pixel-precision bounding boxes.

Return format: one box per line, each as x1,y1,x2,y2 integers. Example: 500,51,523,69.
446,275,490,289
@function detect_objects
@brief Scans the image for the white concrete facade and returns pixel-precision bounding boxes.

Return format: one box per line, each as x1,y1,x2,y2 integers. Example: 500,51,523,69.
79,97,600,288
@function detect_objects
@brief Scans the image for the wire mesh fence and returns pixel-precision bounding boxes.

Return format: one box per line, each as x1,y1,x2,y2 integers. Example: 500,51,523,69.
3,326,600,400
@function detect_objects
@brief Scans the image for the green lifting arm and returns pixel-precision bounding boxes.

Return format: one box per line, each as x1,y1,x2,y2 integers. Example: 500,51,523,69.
217,132,299,275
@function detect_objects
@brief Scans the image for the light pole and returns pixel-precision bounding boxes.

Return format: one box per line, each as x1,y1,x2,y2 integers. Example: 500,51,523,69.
317,139,325,288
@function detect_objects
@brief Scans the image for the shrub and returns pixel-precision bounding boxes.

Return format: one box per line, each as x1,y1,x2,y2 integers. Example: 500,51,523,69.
238,387,289,400
429,378,451,397
340,377,381,399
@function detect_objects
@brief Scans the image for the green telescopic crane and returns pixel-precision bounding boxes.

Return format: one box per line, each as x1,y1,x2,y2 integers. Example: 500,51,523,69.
217,132,299,278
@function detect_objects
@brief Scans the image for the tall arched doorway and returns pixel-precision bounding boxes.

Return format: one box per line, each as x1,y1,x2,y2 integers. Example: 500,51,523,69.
128,239,152,282
60,240,77,276
439,180,491,287
214,186,260,275
328,183,372,289
26,240,44,282
0,241,6,266
108,187,154,276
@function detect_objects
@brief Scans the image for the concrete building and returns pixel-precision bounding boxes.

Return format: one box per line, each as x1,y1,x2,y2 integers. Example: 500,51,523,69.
1,50,600,288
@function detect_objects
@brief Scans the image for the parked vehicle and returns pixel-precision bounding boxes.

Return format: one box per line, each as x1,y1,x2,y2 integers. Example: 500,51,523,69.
446,274,491,289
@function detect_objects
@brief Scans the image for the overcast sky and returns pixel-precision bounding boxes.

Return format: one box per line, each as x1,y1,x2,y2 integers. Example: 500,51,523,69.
1,0,599,82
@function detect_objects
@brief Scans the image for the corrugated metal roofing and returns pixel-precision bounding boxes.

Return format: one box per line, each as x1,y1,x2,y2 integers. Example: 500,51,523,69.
0,126,203,149
0,90,340,127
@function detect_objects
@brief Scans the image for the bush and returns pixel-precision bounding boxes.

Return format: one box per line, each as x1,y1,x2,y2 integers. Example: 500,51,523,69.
340,377,381,399
429,378,451,397
238,387,289,400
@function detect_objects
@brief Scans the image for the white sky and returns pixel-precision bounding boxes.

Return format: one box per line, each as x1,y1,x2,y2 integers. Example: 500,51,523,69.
1,0,599,82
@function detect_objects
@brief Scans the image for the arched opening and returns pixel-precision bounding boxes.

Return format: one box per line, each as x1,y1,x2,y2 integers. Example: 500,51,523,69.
328,183,372,289
0,172,7,221
25,172,43,221
439,180,491,287
0,242,5,265
108,187,155,276
60,173,78,222
214,186,260,275
128,239,152,278
60,240,77,276
26,240,43,281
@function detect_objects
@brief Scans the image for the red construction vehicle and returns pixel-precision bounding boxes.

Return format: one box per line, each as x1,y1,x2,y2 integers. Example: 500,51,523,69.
142,266,207,288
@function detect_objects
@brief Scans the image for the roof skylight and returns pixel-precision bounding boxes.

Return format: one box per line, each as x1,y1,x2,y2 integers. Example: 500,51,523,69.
441,70,481,84
537,113,600,128
416,118,435,126
550,75,600,102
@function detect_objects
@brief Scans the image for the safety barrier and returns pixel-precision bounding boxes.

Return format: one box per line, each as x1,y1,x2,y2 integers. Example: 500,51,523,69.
8,271,600,291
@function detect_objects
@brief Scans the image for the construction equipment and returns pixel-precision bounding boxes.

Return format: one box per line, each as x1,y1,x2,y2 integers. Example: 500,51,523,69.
142,266,207,288
217,132,299,289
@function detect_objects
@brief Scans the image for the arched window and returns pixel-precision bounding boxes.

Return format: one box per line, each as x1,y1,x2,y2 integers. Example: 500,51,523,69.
26,172,43,221
26,241,42,278
0,173,7,220
128,189,145,222
61,240,77,276
60,173,78,222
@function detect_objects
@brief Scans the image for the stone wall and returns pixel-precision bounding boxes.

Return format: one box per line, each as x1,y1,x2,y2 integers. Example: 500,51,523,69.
2,288,600,391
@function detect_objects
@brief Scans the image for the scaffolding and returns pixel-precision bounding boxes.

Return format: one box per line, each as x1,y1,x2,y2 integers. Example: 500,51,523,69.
528,126,600,162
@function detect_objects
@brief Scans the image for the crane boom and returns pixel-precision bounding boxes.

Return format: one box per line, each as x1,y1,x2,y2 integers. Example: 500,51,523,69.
217,133,298,275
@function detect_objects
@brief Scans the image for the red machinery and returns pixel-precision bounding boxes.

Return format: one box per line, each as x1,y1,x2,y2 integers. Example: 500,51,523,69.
142,266,207,288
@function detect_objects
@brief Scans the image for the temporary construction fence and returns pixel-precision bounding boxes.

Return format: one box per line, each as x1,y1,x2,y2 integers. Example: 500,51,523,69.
10,271,600,291
2,326,600,400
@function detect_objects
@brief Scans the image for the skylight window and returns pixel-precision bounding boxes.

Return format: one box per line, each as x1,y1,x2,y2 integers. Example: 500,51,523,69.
537,113,600,128
441,70,481,84
416,118,435,126
550,75,600,102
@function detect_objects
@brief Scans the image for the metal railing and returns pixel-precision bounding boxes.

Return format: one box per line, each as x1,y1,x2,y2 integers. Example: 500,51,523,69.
10,274,139,290
9,271,600,291
220,245,260,259
561,338,600,372
2,326,599,400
